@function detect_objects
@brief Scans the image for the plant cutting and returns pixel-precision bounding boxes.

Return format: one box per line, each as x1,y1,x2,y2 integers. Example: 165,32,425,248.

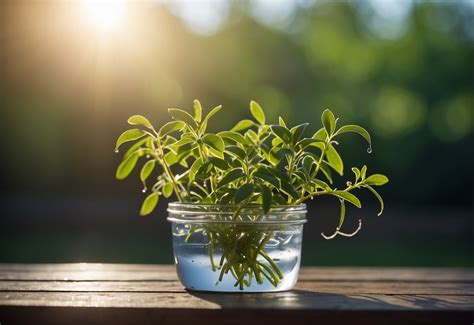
114,100,389,292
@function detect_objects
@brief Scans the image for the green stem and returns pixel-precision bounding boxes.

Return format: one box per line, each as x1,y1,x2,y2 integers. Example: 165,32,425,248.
252,264,263,284
208,232,216,271
154,138,183,201
311,152,325,180
258,261,280,285
310,137,331,182
294,190,329,205
259,249,283,279
256,264,277,287
287,153,296,204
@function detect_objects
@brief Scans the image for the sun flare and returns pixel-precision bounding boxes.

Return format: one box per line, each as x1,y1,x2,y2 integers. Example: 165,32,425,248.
82,0,127,31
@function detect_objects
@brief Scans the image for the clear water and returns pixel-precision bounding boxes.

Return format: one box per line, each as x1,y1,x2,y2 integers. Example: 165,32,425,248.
171,223,304,292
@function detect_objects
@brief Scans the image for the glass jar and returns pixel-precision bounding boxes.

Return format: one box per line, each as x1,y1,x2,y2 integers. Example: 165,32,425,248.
167,203,307,292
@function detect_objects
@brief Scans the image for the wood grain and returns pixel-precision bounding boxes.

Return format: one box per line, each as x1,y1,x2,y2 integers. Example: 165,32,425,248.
0,291,472,310
1,264,472,281
0,280,472,295
0,264,472,325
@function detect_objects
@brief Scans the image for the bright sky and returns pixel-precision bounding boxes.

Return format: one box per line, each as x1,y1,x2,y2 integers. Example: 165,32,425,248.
79,0,419,37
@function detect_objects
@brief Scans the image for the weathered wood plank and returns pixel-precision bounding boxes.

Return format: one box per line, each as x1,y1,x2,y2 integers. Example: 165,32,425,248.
1,264,472,282
0,292,472,311
0,263,169,272
0,264,472,324
299,267,474,282
0,280,472,295
0,270,177,281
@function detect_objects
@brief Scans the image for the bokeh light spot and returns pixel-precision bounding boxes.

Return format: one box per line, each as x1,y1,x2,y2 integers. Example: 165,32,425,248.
371,86,426,137
429,94,473,142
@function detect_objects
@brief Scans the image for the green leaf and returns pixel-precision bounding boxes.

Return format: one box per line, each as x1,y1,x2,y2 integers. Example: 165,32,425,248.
260,185,272,213
361,165,367,180
116,152,139,180
140,160,155,183
333,191,361,208
231,119,254,132
319,163,333,183
272,193,287,205
278,116,287,128
235,183,254,203
253,171,280,188
162,182,173,198
326,144,344,176
208,157,229,170
169,137,194,152
265,149,280,166
365,185,385,216
290,123,308,143
273,148,293,160
245,129,258,143
127,115,154,130
218,131,246,144
159,121,185,136
220,188,237,204
280,180,298,198
200,105,222,132
268,147,292,165
296,138,324,150
322,109,336,136
364,174,389,186
335,125,372,149
271,125,292,144
140,192,159,216
258,129,270,142
271,136,283,147
163,135,177,146
309,142,325,152
168,108,198,130
250,100,265,125
202,134,225,152
301,156,313,174
193,99,202,122
225,146,246,160
313,179,331,191
313,127,328,141
115,129,147,150
217,168,245,188
204,105,222,122
306,152,333,183
124,137,149,159
189,158,203,182
207,149,224,159
338,199,346,228
352,167,361,182
164,151,178,165
294,170,307,182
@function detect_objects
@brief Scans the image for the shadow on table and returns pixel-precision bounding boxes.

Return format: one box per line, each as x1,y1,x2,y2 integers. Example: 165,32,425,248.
187,289,472,311
184,289,473,324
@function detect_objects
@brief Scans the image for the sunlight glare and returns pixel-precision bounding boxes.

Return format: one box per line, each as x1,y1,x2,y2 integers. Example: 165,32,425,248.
82,0,127,31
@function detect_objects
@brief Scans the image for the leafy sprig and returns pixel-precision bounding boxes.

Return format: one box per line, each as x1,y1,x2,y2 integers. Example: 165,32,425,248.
115,100,388,289
115,99,388,238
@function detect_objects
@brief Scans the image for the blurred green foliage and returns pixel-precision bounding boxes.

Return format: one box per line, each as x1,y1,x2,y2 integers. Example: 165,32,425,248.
0,1,471,207
0,1,472,267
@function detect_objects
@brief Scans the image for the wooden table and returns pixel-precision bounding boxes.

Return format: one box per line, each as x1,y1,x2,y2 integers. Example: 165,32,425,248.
0,264,472,324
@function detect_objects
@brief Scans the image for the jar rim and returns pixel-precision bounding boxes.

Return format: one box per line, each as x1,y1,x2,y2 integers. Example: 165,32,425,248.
168,201,307,213
167,202,307,225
